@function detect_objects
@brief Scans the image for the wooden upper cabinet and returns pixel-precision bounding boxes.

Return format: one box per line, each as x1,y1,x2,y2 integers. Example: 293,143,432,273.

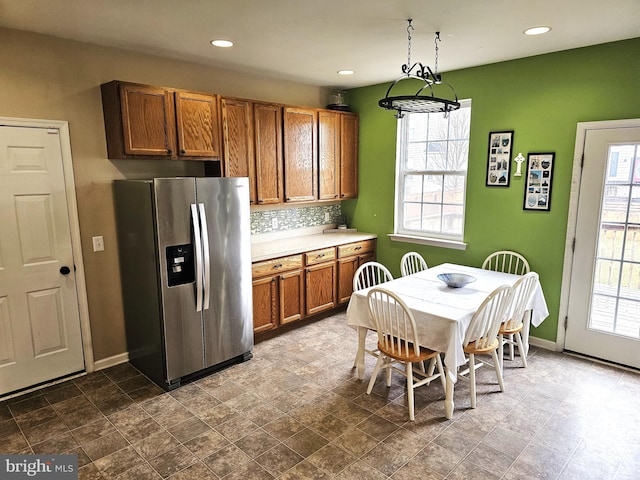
175,91,220,158
101,80,220,161
283,107,317,203
254,103,283,205
318,110,341,201
118,83,176,156
340,112,359,199
220,97,257,204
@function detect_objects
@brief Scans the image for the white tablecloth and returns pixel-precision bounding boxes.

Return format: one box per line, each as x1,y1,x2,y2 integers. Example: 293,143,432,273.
346,263,549,382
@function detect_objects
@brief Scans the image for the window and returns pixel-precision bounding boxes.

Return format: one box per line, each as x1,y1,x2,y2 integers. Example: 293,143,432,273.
393,100,471,246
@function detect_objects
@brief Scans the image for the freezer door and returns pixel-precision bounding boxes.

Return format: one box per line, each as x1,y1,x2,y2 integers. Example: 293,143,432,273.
154,178,205,382
196,177,254,368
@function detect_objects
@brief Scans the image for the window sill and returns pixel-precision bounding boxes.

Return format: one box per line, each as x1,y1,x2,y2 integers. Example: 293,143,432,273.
388,234,467,250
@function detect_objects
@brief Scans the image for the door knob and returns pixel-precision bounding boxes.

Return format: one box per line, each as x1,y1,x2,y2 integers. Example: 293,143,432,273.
60,266,71,275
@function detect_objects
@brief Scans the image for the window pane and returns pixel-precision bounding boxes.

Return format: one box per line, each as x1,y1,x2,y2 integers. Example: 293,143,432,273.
423,175,443,203
607,145,635,183
602,184,630,222
443,175,465,204
426,142,447,170
447,140,469,171
427,114,448,141
408,115,428,142
597,224,624,259
405,175,423,202
623,225,640,262
593,259,620,295
616,299,640,337
449,108,471,140
442,205,464,236
407,142,427,170
629,186,640,223
589,294,616,333
421,204,442,232
403,202,422,230
620,261,640,299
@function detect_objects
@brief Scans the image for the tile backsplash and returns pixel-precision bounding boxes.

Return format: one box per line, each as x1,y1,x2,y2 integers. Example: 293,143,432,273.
251,204,342,234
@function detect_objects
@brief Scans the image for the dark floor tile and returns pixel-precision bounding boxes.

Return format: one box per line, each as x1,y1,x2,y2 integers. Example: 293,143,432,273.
203,443,251,477
128,383,165,403
93,392,134,416
7,394,49,416
183,428,229,460
283,427,329,457
166,416,210,443
0,431,30,454
22,417,70,445
147,445,198,478
234,428,280,458
82,431,129,461
335,459,389,480
0,418,20,440
116,462,163,479
116,374,155,393
61,404,104,430
307,443,357,476
255,443,304,476
102,362,141,383
78,463,102,480
0,403,13,422
32,430,78,454
165,461,214,480
133,430,180,461
279,459,331,480
93,445,145,478
262,415,306,441
214,415,259,442
43,384,84,405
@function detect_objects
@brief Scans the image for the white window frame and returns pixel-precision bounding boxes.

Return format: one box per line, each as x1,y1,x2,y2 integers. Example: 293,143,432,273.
389,99,471,250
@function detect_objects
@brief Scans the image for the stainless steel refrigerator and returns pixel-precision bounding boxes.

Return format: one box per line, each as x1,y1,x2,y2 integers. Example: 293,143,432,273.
114,177,253,390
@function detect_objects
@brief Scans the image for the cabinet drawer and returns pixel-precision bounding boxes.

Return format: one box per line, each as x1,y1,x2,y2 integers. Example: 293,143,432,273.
305,247,336,266
252,255,303,278
338,240,376,258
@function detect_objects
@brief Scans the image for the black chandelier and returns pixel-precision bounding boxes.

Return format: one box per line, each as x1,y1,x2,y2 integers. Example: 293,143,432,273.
379,19,460,118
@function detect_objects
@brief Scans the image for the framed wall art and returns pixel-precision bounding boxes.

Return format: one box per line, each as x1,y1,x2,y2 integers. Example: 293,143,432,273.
523,152,555,211
486,130,514,187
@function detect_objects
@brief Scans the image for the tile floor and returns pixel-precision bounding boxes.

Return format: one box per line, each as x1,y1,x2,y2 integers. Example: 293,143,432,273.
1,311,639,479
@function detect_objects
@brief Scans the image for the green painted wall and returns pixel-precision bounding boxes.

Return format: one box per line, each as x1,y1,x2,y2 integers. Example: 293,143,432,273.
342,37,640,342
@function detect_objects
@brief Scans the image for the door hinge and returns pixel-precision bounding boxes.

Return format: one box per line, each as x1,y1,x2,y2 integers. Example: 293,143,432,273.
47,129,59,135
572,238,576,252
564,316,568,330
580,154,584,168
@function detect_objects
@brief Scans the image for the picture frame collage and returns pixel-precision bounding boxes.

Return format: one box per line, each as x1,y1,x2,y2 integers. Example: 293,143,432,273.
523,152,555,211
486,130,555,211
486,131,513,187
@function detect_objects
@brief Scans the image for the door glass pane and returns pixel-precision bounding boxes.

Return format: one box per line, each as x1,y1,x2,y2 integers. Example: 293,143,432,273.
589,144,640,339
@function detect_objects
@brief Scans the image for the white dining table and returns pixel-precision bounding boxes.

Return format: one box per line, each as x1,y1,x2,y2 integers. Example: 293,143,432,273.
346,263,549,419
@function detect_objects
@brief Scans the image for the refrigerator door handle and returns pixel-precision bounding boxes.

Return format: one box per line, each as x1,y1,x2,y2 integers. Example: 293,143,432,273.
198,203,211,311
191,203,203,312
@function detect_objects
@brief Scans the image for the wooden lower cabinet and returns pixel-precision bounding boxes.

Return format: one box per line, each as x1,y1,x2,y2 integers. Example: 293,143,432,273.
306,262,336,316
252,239,375,335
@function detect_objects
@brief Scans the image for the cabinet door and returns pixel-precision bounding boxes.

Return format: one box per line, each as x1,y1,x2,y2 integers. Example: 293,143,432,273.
306,262,336,315
318,110,340,201
252,276,278,333
340,112,359,198
254,103,283,205
119,83,176,156
337,256,359,304
280,270,304,324
175,91,220,158
221,98,257,204
283,107,317,202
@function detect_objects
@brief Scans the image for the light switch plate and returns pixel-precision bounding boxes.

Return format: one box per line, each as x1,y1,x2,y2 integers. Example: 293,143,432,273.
92,236,104,252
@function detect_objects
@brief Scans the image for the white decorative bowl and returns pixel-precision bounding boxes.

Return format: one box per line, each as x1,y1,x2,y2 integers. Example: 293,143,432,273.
437,273,477,288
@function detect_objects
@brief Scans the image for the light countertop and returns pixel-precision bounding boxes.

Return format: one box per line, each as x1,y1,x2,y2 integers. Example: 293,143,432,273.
251,226,377,262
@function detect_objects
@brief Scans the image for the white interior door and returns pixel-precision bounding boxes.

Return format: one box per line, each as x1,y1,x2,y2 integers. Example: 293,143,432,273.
0,125,85,395
565,124,640,369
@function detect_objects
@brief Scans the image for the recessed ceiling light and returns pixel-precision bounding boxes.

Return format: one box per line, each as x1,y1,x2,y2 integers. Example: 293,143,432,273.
524,26,551,36
337,70,355,75
210,39,233,48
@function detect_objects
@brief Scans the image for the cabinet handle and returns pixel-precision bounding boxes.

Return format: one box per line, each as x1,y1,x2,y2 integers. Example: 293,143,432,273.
181,149,186,155
258,199,264,204
355,246,362,251
273,264,283,269
334,194,339,198
167,149,173,154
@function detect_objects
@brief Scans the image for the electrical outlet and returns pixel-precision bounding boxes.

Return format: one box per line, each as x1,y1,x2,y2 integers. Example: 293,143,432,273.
92,236,104,252
324,212,330,222
272,218,278,229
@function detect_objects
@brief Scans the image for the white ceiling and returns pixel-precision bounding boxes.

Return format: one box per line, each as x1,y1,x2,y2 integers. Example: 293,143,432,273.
1,0,639,89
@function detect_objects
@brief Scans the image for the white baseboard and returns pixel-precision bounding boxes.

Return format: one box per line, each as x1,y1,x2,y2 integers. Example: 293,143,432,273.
94,352,129,371
529,335,557,351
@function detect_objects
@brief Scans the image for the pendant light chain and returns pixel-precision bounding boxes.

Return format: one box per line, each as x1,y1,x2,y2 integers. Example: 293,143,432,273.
434,31,441,75
406,19,414,73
